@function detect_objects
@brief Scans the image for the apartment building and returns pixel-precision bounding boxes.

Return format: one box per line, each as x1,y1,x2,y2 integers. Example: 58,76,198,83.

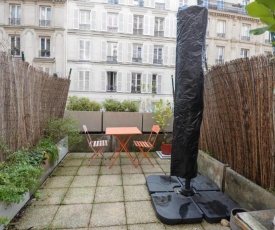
0,0,66,76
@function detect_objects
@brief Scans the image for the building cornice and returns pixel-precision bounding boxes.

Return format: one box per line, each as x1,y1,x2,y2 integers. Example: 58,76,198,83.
209,11,259,23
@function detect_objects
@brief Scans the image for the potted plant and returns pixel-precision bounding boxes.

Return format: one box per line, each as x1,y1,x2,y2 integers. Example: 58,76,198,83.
153,99,173,155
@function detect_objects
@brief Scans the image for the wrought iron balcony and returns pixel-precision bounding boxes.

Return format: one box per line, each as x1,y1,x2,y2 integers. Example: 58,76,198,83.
107,26,118,33
133,28,143,35
215,58,224,64
154,31,164,37
241,36,250,41
107,56,117,63
153,58,163,65
217,33,225,38
39,20,51,27
107,85,116,92
79,24,90,30
132,57,142,63
155,3,165,10
9,48,20,56
9,18,21,25
39,49,50,57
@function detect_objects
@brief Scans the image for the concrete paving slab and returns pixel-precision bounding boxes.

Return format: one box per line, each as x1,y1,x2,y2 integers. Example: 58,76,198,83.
97,175,122,186
91,226,127,230
90,202,126,227
66,152,87,159
34,188,68,205
136,158,157,165
159,164,171,173
53,166,79,176
128,223,166,230
121,157,136,165
15,205,58,229
63,187,96,204
122,173,145,185
82,158,103,166
155,158,171,165
165,224,204,229
201,220,230,230
51,204,92,228
44,176,74,188
77,165,100,175
100,165,121,174
125,201,158,224
141,164,163,173
62,159,84,167
124,185,150,201
121,165,143,174
94,186,124,203
70,175,98,187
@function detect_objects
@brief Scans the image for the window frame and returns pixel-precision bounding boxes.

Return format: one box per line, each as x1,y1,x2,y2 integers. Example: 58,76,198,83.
131,73,142,93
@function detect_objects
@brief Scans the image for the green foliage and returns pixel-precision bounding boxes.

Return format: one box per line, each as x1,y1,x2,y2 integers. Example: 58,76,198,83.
36,138,59,164
153,99,173,143
102,99,139,112
66,96,101,111
45,117,82,149
246,0,275,35
0,216,10,225
121,100,139,112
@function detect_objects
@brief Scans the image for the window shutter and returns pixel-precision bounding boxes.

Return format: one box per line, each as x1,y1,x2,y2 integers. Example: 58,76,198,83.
101,11,107,31
141,74,147,93
148,44,153,64
165,0,170,10
118,42,123,62
157,75,162,94
73,9,79,29
144,0,150,7
171,46,176,66
148,74,152,93
163,45,169,65
71,73,78,91
79,71,84,91
79,40,84,59
151,0,155,7
143,44,148,63
128,14,133,34
89,71,94,91
127,43,132,63
144,15,149,35
149,16,154,36
85,40,90,60
128,0,134,5
119,13,124,33
85,71,90,91
101,40,107,61
126,72,131,92
119,0,125,4
117,72,123,92
172,18,177,38
100,71,106,91
91,11,96,30
164,17,170,37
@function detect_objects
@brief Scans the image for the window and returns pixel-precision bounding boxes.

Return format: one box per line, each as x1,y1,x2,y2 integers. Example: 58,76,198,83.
79,40,90,60
78,70,90,91
242,0,249,13
107,13,118,32
133,44,142,63
38,66,50,74
40,6,51,27
107,42,118,62
179,0,188,7
40,37,50,57
206,18,210,36
154,18,164,37
216,46,225,64
107,72,117,91
264,32,270,44
155,1,165,10
152,74,162,94
132,73,141,93
108,0,118,4
240,48,249,58
133,15,143,35
10,36,20,56
217,0,224,10
79,10,90,30
153,45,163,65
134,0,144,7
9,4,21,25
241,24,251,41
216,20,225,38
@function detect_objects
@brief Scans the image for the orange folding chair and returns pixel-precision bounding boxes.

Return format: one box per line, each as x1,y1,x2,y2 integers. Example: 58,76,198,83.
83,125,108,166
133,125,160,167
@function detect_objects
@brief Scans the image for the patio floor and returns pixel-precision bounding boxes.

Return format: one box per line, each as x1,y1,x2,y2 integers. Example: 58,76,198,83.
7,152,231,230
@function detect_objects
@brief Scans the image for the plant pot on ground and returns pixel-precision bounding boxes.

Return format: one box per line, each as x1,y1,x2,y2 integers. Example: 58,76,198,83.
153,99,173,155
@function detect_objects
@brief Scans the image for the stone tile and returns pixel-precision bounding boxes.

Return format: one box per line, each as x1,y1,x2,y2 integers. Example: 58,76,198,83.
159,164,171,173
122,173,145,185
91,226,127,230
90,203,126,227
71,176,98,187
15,205,58,229
35,188,68,205
77,166,100,175
63,187,96,204
125,201,158,224
52,204,92,228
66,152,87,159
63,159,84,167
165,224,204,230
121,165,143,174
121,157,137,165
155,158,171,165
100,165,121,175
140,164,163,173
97,175,122,186
124,185,150,201
201,220,231,230
82,158,103,166
128,223,166,230
136,157,157,166
144,173,164,178
44,176,74,188
94,186,124,203
53,166,79,176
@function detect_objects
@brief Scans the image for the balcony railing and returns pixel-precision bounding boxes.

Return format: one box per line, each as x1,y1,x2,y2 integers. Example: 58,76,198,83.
39,20,51,27
153,58,163,65
217,33,225,38
9,48,20,56
108,0,118,4
107,85,116,92
39,49,50,58
107,56,117,63
155,3,165,9
79,24,90,30
133,28,143,35
132,57,142,63
198,0,248,15
107,26,118,33
154,31,164,37
9,18,21,25
215,59,224,64
241,36,250,41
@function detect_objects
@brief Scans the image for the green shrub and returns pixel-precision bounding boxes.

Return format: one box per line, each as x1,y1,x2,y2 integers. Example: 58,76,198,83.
36,138,59,164
66,96,101,111
122,100,139,112
103,99,139,112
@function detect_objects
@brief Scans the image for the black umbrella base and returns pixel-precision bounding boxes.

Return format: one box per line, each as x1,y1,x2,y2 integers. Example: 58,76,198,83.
147,175,239,225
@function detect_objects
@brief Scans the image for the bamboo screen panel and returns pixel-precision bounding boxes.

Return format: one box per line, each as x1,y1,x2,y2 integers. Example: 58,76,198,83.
0,52,70,161
200,55,275,189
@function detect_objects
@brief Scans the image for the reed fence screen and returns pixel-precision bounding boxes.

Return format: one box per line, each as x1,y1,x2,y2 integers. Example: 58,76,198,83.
200,55,275,189
0,52,70,161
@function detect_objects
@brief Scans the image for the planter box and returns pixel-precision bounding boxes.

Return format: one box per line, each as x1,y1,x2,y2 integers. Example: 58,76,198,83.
64,111,102,132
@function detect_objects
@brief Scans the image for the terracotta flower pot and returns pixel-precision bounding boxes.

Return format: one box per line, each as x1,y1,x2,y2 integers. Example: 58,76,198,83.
161,143,172,155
